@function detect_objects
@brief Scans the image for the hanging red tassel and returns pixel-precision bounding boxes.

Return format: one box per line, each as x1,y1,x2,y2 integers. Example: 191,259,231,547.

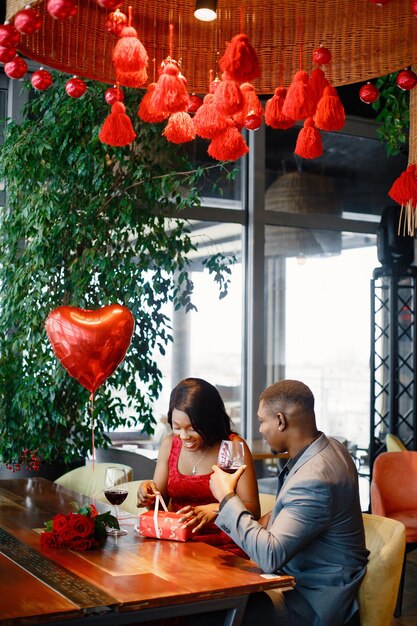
264,86,296,130
294,117,323,159
163,112,196,144
112,25,148,88
219,33,261,83
193,94,229,139
150,60,189,115
314,85,345,131
208,120,249,162
233,83,263,130
212,73,244,116
282,70,315,121
138,83,168,123
389,164,417,206
309,67,329,110
388,165,417,235
98,101,136,147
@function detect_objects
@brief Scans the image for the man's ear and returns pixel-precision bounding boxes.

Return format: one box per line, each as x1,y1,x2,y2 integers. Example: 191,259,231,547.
276,412,286,431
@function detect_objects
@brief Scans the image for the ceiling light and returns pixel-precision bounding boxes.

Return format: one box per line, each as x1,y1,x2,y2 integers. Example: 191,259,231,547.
194,0,217,22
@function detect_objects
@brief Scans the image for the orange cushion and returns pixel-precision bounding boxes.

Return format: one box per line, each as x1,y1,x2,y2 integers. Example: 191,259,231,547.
389,510,417,542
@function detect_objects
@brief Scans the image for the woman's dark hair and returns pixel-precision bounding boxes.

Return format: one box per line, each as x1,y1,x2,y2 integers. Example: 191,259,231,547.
167,378,234,446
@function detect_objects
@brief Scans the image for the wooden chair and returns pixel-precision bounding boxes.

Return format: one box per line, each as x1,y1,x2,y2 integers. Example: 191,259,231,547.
370,451,417,615
358,513,405,626
55,462,133,498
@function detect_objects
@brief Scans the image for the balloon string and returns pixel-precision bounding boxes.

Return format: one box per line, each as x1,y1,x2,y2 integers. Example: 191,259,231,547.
90,392,95,470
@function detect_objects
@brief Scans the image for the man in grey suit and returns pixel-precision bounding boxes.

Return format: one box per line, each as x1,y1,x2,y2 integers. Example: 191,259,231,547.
210,379,369,626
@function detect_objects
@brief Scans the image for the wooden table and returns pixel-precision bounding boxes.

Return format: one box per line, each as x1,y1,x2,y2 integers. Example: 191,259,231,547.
0,478,294,626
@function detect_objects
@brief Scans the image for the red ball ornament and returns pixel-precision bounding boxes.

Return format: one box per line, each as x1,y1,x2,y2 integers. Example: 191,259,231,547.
359,82,379,104
312,46,332,66
31,69,53,91
0,23,20,48
368,0,392,4
187,94,203,113
65,76,87,98
106,9,127,36
47,0,77,20
412,0,417,15
105,86,124,104
96,0,123,9
396,69,417,91
13,8,42,35
0,45,16,63
4,55,27,79
245,112,263,131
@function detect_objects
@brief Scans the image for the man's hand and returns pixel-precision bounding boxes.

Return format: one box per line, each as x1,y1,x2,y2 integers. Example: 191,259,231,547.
209,464,246,502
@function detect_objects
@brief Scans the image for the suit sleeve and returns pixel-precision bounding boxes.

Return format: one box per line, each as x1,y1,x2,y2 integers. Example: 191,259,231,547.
216,478,331,573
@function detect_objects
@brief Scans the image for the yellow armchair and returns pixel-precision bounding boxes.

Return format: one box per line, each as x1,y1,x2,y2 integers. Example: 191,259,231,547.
358,513,406,626
54,462,133,498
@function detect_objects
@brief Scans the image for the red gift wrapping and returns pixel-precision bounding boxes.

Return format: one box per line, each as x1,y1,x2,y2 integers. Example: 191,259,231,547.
138,495,192,542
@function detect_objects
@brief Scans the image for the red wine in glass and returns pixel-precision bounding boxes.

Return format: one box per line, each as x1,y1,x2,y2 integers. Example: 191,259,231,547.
217,440,245,472
104,467,129,536
104,489,128,506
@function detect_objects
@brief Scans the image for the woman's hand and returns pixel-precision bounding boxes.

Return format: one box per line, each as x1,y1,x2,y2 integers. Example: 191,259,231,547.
137,480,160,508
178,503,219,534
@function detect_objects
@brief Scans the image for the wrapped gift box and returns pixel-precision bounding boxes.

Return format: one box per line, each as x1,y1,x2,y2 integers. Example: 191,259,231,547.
139,510,193,542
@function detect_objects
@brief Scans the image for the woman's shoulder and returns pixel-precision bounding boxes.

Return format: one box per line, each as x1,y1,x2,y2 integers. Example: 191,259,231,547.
158,433,175,457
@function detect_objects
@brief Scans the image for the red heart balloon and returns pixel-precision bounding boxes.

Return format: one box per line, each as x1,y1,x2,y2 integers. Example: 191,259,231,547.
45,305,134,394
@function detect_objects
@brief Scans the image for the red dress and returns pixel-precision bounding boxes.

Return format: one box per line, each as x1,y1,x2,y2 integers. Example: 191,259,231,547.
167,436,247,557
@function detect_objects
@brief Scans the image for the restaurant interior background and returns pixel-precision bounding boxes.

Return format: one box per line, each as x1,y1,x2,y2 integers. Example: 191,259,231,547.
0,2,414,512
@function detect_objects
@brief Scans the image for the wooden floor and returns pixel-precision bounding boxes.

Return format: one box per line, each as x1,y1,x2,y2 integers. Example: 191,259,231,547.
394,551,417,626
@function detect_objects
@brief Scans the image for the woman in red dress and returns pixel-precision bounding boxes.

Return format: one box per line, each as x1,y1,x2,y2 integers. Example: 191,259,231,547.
137,377,260,555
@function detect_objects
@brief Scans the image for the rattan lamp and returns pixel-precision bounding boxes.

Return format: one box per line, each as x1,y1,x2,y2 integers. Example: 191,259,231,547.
4,0,417,94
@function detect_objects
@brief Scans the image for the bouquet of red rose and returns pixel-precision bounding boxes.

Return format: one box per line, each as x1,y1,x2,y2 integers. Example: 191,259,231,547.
40,502,119,551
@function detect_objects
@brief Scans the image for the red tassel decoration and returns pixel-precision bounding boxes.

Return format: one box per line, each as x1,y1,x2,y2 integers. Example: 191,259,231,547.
389,164,417,205
309,68,329,110
388,165,417,235
282,70,315,121
233,83,263,130
219,33,261,83
294,117,323,159
314,85,345,131
163,112,196,144
193,94,229,139
212,73,244,116
150,60,189,115
208,120,249,162
138,83,168,123
98,101,136,147
112,25,148,87
265,86,295,130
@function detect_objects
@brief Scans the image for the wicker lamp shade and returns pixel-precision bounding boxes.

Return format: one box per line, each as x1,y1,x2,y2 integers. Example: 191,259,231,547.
5,0,417,94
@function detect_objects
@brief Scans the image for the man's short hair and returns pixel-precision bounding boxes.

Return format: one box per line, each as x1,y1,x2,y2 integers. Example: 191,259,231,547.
260,379,315,413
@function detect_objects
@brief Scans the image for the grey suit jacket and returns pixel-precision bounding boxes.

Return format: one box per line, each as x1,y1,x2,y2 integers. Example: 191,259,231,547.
216,434,369,626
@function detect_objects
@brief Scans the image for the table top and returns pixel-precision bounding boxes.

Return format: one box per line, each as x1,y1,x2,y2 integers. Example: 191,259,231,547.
0,478,294,625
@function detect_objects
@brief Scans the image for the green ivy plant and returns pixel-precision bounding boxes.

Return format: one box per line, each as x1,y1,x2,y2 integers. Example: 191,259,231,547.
372,72,410,157
0,74,234,468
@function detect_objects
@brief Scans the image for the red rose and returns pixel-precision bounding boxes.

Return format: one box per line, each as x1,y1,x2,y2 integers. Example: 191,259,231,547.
68,538,96,551
52,513,69,535
40,531,61,548
68,513,95,538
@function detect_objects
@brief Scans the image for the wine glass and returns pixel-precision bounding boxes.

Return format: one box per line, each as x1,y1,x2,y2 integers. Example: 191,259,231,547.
217,440,245,473
104,466,129,536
